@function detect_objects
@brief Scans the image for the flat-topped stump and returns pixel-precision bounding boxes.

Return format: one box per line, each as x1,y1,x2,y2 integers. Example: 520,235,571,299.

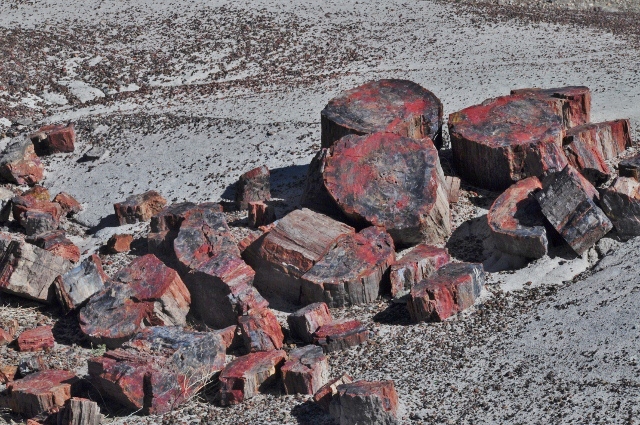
601,177,640,238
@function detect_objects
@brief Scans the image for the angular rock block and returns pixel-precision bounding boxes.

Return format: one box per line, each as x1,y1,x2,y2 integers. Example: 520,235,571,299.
0,138,44,186
59,397,102,425
30,124,76,155
329,380,399,425
22,210,60,236
564,119,632,161
449,95,567,191
236,166,271,210
389,244,450,298
244,208,354,304
300,227,395,307
26,230,80,263
23,185,51,202
563,132,611,185
287,302,333,343
282,345,330,395
12,195,63,236
408,262,485,322
219,350,287,406
321,79,443,149
147,201,197,256
53,192,82,216
620,154,640,180
238,307,284,353
323,132,451,247
54,254,109,312
0,239,72,303
106,233,133,253
601,177,640,238
535,166,612,255
17,326,54,352
247,201,276,228
89,326,226,414
487,177,548,259
313,320,369,353
445,176,461,204
114,191,167,225
4,370,79,418
511,86,591,129
313,373,353,411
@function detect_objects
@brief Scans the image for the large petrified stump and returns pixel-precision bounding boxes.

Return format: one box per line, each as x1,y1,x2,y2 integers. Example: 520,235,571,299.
534,165,612,255
219,350,287,405
114,191,167,225
287,302,333,343
236,166,271,210
564,119,632,160
329,380,400,425
449,95,567,191
54,254,109,312
3,370,79,418
282,345,330,395
389,244,450,298
600,177,640,238
487,176,548,259
323,132,451,247
300,227,395,307
321,79,443,149
0,138,44,186
511,86,591,129
88,326,225,415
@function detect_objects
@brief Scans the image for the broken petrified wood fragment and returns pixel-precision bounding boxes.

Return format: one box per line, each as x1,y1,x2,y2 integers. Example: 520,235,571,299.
563,131,612,185
407,262,485,322
236,166,271,210
600,177,640,238
114,191,167,225
535,165,612,255
282,345,330,395
564,119,632,160
287,302,333,343
329,380,400,425
54,254,108,312
389,244,450,298
314,373,354,411
219,350,287,406
323,132,450,247
106,234,133,253
59,397,102,425
300,227,395,307
445,176,461,204
4,370,79,418
487,177,548,259
53,192,82,216
238,307,284,353
511,86,591,129
30,124,76,155
147,201,211,257
449,95,567,191
313,320,369,353
244,208,354,305
17,326,54,352
247,201,276,228
0,138,44,186
321,79,444,149
26,230,80,262
619,154,640,180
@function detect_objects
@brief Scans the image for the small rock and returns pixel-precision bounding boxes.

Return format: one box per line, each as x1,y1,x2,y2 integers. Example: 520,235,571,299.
17,326,54,352
53,192,82,216
106,234,133,253
0,138,44,186
287,302,333,344
26,230,80,263
236,166,271,210
313,373,353,412
114,191,167,225
30,123,76,155
389,244,450,298
282,345,330,395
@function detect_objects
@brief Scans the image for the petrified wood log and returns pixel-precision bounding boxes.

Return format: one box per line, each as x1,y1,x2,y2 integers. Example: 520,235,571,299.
17,326,54,352
30,124,76,155
321,79,443,149
563,132,611,185
238,307,284,353
313,373,353,411
282,345,330,395
114,191,167,225
236,166,271,210
600,177,640,238
389,244,450,298
300,148,346,218
59,397,102,425
12,195,62,228
535,165,612,255
54,254,108,312
219,350,287,406
26,230,80,263
247,201,276,228
23,185,51,202
287,302,333,343
0,138,43,186
244,208,354,304
619,154,640,180
329,380,400,425
4,370,79,418
511,86,591,129
487,176,548,259
313,320,369,353
106,234,133,253
300,227,395,307
564,119,632,161
408,262,485,322
449,95,567,191
323,132,451,247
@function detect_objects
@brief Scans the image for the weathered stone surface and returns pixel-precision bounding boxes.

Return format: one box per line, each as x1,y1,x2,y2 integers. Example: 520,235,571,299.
563,132,611,185
22,210,60,236
30,124,76,155
236,166,271,210
150,201,199,233
329,380,399,425
244,208,354,304
600,177,640,238
313,320,369,353
89,326,226,414
12,194,62,226
619,154,640,180
407,262,485,322
0,138,44,186
535,165,612,255
0,188,13,223
82,146,106,161
59,397,102,425
564,119,632,160
106,234,133,253
238,307,284,353
282,345,330,395
445,176,461,204
26,230,80,263
313,373,353,411
215,325,239,351
389,244,450,298
287,302,333,343
53,192,82,216
321,79,443,149
511,86,591,129
247,201,276,228
0,329,13,345
219,350,287,406
300,227,395,307
54,254,108,312
300,148,346,218
17,326,54,352
323,133,450,247
4,370,79,418
114,191,167,225
0,239,72,303
449,95,567,191
487,177,548,259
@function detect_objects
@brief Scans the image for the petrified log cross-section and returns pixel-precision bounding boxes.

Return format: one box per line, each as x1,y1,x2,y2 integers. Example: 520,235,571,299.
600,177,640,238
321,79,444,149
511,86,591,129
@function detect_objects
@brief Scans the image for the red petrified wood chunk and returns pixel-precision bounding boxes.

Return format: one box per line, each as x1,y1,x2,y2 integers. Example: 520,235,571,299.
487,177,548,259
321,79,444,149
4,370,79,418
619,154,640,181
282,345,330,395
449,95,567,191
238,307,284,353
26,230,80,263
106,233,133,253
30,124,76,155
323,132,451,247
535,165,612,255
114,191,167,225
244,208,354,305
312,320,369,353
17,326,54,352
236,166,271,210
565,119,632,160
600,177,640,238
511,86,591,129
54,254,109,312
247,201,276,228
300,227,395,307
389,244,450,298
53,192,82,216
563,132,611,185
23,185,51,202
287,302,333,343
313,373,353,411
219,350,287,406
329,380,400,425
0,139,44,186
408,262,485,322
